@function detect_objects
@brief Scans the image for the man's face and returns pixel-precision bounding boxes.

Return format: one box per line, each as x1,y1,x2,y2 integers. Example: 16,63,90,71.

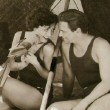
58,21,74,43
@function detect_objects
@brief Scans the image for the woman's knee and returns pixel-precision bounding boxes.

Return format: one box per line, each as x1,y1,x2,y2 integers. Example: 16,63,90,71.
2,79,43,110
15,95,42,110
24,91,42,110
0,102,11,110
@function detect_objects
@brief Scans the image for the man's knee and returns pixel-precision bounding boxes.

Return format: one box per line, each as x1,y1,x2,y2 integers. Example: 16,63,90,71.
87,104,104,110
47,102,60,110
87,94,110,110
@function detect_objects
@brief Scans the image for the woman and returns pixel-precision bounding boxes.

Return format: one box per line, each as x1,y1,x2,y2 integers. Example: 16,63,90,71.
47,9,110,110
0,7,58,110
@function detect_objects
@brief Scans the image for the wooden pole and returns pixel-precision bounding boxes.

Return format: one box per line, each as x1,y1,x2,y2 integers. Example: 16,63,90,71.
40,37,62,110
64,0,70,11
40,0,71,110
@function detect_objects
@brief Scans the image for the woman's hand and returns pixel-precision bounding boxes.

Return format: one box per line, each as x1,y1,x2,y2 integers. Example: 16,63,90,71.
8,56,28,71
24,52,38,65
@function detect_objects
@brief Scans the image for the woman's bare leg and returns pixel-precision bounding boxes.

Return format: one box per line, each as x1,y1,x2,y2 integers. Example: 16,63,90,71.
2,77,43,110
47,99,81,110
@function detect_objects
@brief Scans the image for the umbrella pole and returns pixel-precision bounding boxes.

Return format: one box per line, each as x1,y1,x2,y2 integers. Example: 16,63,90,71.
40,37,62,110
40,0,71,110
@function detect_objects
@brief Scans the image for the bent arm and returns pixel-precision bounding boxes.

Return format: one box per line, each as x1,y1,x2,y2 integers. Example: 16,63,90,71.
35,44,54,79
61,42,75,98
8,32,29,71
77,39,110,108
27,43,55,79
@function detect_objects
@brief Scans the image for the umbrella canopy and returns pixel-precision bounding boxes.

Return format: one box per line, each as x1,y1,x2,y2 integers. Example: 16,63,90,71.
50,0,84,15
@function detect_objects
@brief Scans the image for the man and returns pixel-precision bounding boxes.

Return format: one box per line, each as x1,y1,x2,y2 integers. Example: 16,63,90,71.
47,9,110,110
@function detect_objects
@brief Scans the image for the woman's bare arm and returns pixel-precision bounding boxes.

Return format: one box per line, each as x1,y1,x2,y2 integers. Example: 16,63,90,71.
24,43,54,79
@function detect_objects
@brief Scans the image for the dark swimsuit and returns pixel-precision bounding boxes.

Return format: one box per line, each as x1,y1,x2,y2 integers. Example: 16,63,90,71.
19,40,53,93
10,31,54,105
69,37,101,98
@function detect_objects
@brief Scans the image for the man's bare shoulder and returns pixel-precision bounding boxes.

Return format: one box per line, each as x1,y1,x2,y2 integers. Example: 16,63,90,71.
93,37,110,53
94,37,110,48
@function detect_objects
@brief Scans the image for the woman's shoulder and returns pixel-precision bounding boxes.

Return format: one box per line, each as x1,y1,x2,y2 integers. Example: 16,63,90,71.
44,42,54,50
12,31,22,43
14,31,22,36
13,31,23,40
14,31,34,37
42,41,54,54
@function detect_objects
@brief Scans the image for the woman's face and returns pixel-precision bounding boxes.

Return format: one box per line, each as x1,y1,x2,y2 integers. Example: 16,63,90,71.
34,24,55,39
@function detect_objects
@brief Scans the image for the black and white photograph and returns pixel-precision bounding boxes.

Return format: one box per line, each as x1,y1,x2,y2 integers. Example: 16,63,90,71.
0,0,110,110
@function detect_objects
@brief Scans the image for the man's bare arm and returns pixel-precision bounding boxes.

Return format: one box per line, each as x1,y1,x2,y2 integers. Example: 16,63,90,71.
62,42,75,98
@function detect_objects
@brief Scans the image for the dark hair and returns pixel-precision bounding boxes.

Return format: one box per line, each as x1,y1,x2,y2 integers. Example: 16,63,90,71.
58,9,88,33
26,7,58,30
